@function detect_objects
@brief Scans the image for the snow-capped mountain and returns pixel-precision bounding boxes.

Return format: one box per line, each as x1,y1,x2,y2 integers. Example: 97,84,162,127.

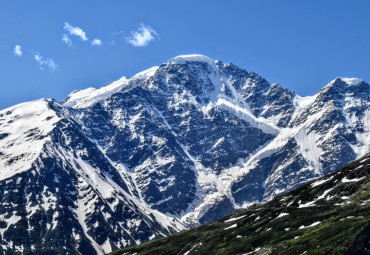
0,54,369,254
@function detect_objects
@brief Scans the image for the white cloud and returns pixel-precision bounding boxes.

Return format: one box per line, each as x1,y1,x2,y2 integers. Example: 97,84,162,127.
91,38,102,46
62,34,72,47
126,24,158,47
14,45,22,57
34,53,58,71
64,22,88,41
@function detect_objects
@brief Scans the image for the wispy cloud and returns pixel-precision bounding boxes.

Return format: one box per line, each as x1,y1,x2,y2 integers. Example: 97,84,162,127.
126,24,158,47
91,38,102,46
61,34,72,47
14,45,22,57
64,22,88,41
110,31,125,46
34,53,58,71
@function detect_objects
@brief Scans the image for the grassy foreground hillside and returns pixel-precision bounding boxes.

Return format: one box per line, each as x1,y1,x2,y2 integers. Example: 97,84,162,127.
112,153,370,255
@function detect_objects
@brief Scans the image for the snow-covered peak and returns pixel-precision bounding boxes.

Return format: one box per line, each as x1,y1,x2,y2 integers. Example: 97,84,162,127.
339,77,363,86
61,55,220,110
130,66,159,81
62,76,129,109
318,77,366,96
166,54,216,67
0,99,60,181
63,66,160,109
325,77,364,88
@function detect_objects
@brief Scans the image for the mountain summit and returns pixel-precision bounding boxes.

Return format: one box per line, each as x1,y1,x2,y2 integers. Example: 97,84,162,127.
0,55,369,254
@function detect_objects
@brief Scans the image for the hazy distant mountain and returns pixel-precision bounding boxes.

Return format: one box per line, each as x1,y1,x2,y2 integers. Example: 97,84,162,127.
0,54,368,254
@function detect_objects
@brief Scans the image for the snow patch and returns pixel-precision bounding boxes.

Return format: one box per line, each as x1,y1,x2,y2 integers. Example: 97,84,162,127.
224,223,237,230
342,176,366,183
244,247,261,255
216,98,278,135
101,239,112,254
225,215,246,223
276,212,289,219
311,176,333,187
299,221,321,229
0,99,60,181
166,54,216,67
340,77,362,86
298,200,316,208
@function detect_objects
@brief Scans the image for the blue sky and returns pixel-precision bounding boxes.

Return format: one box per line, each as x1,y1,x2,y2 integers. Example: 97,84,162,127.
1,0,370,110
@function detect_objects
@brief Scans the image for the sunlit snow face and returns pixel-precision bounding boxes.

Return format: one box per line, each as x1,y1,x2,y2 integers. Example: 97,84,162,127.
0,99,60,180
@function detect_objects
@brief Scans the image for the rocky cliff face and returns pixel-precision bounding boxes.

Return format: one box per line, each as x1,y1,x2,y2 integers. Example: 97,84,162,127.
0,54,369,254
